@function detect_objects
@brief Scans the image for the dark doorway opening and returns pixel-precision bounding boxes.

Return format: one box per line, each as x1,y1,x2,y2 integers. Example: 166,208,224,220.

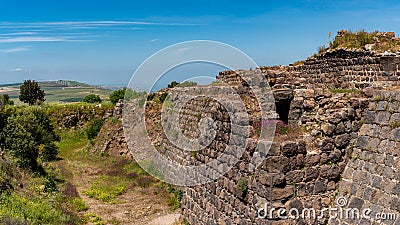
275,99,292,124
273,89,294,124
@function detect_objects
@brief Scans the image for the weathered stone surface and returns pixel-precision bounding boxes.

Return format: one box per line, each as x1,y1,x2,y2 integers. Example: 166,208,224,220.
321,124,335,135
335,133,350,147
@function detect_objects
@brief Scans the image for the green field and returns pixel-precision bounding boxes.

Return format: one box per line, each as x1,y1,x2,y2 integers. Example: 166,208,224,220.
0,81,113,105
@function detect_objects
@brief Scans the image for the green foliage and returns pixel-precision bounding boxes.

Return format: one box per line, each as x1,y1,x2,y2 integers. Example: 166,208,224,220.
0,158,16,194
318,45,328,54
19,80,45,105
86,118,105,140
71,198,88,212
177,81,197,87
158,92,168,103
237,178,248,196
167,184,183,210
43,175,57,193
167,81,179,88
0,193,72,224
325,30,400,53
83,213,105,225
83,94,102,103
85,175,126,203
0,94,14,108
125,88,146,101
109,89,126,104
2,108,60,169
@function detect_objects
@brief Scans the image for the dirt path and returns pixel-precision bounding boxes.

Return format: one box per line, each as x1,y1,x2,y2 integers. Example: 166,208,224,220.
58,147,181,225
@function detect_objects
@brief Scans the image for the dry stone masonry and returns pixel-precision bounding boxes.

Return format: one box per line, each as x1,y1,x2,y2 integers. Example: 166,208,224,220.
177,48,400,225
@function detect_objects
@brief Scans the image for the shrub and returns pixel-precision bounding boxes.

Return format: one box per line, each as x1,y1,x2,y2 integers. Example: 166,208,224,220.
237,178,248,197
43,175,57,193
19,80,45,105
83,94,101,103
86,118,104,140
109,89,126,104
0,193,71,224
178,81,197,87
2,108,60,169
167,81,179,88
167,184,183,210
3,115,38,169
0,94,14,108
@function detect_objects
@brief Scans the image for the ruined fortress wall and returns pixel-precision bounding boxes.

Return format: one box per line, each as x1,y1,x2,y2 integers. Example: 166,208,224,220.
178,51,400,225
332,90,400,225
218,50,400,90
180,87,368,225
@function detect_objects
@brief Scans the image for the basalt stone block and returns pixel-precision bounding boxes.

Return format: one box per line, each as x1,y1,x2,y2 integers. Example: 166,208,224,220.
363,111,376,124
356,136,369,148
321,124,335,136
328,112,343,124
335,133,350,148
304,167,319,181
305,154,320,166
285,170,304,183
281,141,298,157
391,128,400,141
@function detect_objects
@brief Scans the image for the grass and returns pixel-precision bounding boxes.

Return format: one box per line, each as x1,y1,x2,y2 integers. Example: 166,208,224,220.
318,30,400,54
0,193,72,225
166,184,184,210
85,175,127,204
83,213,106,225
71,198,88,212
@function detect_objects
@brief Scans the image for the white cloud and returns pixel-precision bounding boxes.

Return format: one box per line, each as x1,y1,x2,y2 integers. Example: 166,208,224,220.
9,68,23,72
0,31,37,36
149,39,159,42
1,47,31,53
0,36,91,43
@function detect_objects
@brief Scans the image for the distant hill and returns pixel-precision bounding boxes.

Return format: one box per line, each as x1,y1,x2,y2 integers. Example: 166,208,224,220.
0,80,112,104
40,80,91,88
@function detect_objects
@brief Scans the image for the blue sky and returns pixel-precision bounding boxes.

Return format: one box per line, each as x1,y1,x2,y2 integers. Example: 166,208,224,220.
1,0,400,87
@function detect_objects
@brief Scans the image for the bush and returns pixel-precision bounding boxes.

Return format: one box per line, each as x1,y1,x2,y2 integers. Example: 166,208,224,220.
0,94,14,108
237,178,248,197
83,94,102,103
19,80,45,105
109,89,126,104
0,193,71,224
2,108,60,169
86,119,104,140
167,81,179,88
167,184,183,210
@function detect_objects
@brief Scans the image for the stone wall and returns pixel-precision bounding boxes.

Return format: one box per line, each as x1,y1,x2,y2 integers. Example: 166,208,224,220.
180,88,369,225
113,48,400,224
217,49,400,90
332,90,400,225
178,49,400,224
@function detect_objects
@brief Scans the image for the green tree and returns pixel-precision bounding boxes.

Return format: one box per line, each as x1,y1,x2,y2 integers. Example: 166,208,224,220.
0,94,14,108
109,89,126,104
167,81,179,88
4,113,38,169
83,94,102,103
19,80,45,105
2,109,60,169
